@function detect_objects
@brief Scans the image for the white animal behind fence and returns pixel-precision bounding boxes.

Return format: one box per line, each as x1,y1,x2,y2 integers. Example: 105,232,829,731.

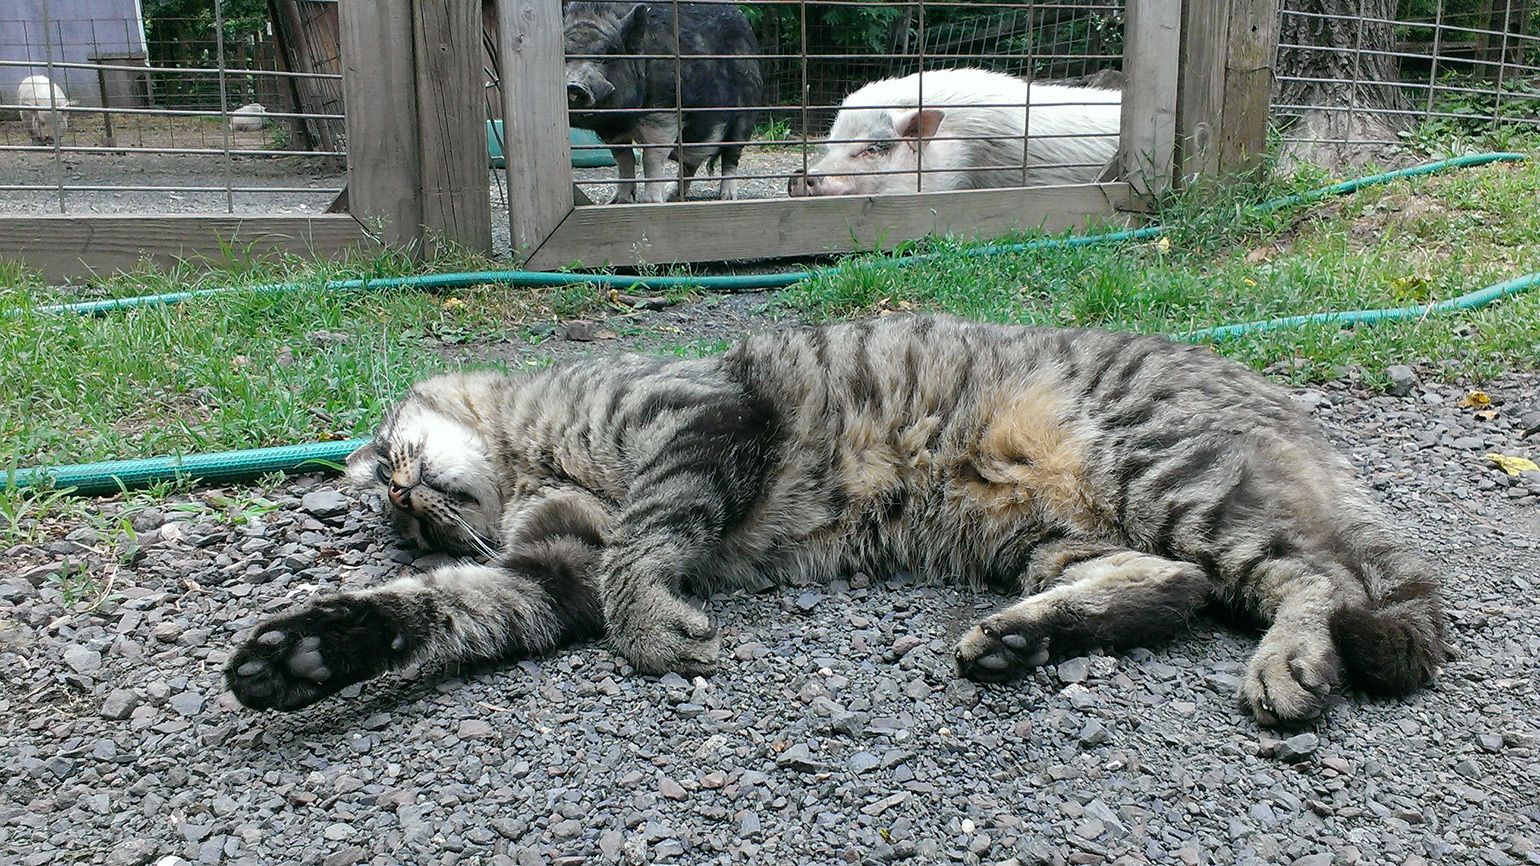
788,67,1121,197
16,75,74,145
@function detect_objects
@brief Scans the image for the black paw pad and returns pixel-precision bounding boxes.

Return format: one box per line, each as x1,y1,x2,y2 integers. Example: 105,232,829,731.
956,621,1052,683
225,599,405,712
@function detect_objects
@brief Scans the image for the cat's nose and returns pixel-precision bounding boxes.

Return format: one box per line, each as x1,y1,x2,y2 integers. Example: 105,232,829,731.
387,482,414,508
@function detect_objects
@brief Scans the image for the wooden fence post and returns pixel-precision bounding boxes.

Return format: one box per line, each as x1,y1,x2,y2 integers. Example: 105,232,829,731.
414,0,493,256
1120,0,1182,197
1174,0,1281,186
339,0,424,248
498,0,573,258
339,0,491,255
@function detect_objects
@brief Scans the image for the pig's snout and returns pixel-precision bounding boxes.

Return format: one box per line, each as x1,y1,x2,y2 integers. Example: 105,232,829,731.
787,171,849,198
567,83,594,108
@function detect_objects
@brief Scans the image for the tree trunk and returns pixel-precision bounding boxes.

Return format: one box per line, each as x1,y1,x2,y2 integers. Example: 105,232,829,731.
1275,0,1409,168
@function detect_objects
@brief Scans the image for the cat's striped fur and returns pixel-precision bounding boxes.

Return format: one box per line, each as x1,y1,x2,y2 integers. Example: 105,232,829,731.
227,314,1448,725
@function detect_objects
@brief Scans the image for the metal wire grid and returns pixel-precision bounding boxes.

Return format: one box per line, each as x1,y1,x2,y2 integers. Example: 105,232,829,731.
1272,0,1540,149
0,0,345,215
549,0,1126,203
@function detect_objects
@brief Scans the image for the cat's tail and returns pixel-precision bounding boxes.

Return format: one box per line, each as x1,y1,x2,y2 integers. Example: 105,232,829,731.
1329,558,1451,695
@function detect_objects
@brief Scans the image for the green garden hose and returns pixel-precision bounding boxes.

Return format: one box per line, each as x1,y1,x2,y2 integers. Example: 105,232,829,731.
26,152,1527,318
9,152,1535,495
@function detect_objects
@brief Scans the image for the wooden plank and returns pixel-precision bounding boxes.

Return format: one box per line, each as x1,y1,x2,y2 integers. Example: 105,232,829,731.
525,184,1136,270
1216,0,1280,176
1119,0,1181,197
339,0,423,248
1175,0,1230,185
499,0,574,258
0,215,378,285
413,0,493,256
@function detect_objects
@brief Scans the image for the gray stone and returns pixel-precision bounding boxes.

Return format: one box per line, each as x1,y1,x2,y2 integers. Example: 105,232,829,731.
1277,733,1320,763
100,689,140,720
300,489,350,518
1057,657,1091,683
457,719,495,739
169,692,205,717
1078,720,1111,748
106,839,159,866
795,591,824,612
1387,365,1418,396
63,644,102,674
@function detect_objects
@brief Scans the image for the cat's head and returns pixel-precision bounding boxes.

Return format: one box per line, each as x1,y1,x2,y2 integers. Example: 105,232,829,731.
345,373,507,556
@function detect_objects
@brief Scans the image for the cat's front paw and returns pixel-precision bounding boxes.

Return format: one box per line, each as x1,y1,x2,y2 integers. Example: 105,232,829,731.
226,596,407,711
609,596,720,677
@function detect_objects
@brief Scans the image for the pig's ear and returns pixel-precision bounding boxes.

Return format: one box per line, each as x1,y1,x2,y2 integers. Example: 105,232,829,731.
896,109,945,149
617,4,650,53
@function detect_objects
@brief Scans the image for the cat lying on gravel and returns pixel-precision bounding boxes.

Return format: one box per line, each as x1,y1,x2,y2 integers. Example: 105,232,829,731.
226,314,1449,725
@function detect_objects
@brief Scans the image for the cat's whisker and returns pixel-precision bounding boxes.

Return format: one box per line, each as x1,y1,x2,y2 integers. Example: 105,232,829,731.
448,511,499,559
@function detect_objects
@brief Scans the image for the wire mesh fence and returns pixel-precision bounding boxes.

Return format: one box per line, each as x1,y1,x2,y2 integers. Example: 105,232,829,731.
531,0,1128,206
1273,0,1540,156
0,0,346,216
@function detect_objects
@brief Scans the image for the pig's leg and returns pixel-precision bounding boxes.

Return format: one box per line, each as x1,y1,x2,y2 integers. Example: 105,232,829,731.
636,116,680,204
610,146,638,205
718,146,744,201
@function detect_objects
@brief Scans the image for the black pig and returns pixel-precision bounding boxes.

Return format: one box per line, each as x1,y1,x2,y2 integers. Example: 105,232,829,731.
564,2,761,203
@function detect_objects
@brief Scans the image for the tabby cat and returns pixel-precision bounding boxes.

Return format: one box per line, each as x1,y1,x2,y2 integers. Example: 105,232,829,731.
226,314,1448,725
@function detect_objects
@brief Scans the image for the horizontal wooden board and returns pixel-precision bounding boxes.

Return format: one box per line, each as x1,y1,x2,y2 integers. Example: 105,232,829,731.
0,215,379,284
525,183,1138,271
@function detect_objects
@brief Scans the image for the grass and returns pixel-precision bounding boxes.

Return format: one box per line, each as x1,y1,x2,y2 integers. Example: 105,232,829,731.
2,144,1539,488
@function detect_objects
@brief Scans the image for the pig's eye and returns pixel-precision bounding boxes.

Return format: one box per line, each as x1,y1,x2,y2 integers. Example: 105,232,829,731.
860,141,893,156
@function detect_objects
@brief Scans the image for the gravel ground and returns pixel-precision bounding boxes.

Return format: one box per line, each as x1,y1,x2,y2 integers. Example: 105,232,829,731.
3,311,1539,866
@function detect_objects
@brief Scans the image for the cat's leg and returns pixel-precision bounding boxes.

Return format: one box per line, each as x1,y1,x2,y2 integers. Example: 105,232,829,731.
226,535,601,711
955,540,1210,682
1239,568,1345,727
598,392,781,676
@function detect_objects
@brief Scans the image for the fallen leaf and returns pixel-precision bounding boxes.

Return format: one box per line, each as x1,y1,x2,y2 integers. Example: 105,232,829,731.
1486,452,1540,476
1474,408,1500,422
1156,236,1171,253
1390,275,1432,303
441,297,465,311
1457,390,1492,408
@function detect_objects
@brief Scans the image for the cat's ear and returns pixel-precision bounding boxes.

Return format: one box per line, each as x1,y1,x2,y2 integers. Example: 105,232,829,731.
345,441,381,486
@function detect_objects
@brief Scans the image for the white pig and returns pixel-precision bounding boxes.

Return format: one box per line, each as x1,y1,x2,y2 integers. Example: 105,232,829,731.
788,67,1120,197
16,75,73,145
230,103,270,132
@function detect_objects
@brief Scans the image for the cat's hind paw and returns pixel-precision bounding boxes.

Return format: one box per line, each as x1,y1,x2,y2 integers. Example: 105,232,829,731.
226,596,406,711
954,614,1054,683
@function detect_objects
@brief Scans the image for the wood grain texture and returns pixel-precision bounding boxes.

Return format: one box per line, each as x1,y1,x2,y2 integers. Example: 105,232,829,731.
1218,0,1281,175
339,0,423,247
524,184,1136,270
0,215,379,285
499,0,576,258
1120,0,1181,196
1175,0,1231,184
1175,0,1279,185
413,0,493,255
